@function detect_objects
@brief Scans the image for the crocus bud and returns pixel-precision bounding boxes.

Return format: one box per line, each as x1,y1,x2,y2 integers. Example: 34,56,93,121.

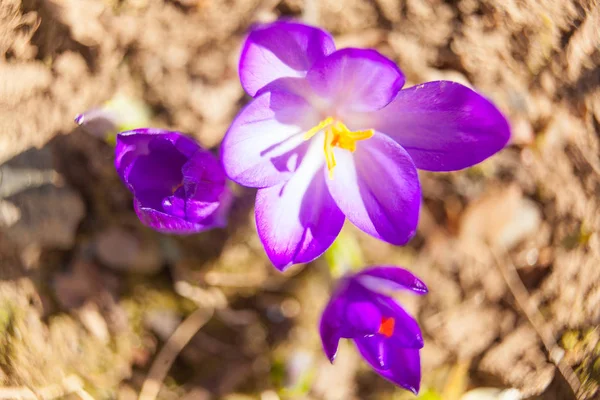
115,128,232,234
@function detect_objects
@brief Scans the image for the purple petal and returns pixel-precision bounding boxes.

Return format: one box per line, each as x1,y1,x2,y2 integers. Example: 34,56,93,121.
115,128,199,182
159,147,231,228
239,20,336,97
355,335,389,369
325,281,383,338
221,89,320,188
115,129,232,234
164,185,232,230
125,138,188,210
115,131,155,181
356,266,428,295
161,192,221,222
181,148,228,207
204,186,234,228
372,293,424,349
320,305,341,363
255,143,344,270
319,281,382,362
182,147,227,188
340,299,382,338
363,81,510,171
306,48,404,113
326,132,420,245
376,347,421,394
134,200,222,234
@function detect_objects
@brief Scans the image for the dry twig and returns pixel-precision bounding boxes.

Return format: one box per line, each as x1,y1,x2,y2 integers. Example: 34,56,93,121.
489,246,582,398
138,307,215,400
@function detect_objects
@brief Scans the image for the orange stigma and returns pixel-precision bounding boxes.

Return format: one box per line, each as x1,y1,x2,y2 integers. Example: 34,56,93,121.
378,316,395,338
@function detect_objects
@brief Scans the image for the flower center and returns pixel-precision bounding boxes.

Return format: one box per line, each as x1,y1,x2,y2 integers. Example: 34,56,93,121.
303,117,374,178
378,316,395,338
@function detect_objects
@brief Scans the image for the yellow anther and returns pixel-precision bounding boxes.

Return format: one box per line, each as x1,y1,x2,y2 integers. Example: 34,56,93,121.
324,129,336,179
304,117,374,179
303,117,334,140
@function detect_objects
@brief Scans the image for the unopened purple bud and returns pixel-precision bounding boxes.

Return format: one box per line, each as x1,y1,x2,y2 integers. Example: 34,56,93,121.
115,128,232,234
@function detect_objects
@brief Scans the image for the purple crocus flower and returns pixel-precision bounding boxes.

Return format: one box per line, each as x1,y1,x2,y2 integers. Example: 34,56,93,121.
320,266,427,393
115,128,232,234
222,21,510,270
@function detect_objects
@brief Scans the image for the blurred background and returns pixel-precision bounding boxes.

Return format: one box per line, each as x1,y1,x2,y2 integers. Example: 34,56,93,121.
0,0,599,399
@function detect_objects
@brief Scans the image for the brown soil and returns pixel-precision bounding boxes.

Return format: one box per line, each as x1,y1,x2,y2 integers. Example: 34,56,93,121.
0,0,599,399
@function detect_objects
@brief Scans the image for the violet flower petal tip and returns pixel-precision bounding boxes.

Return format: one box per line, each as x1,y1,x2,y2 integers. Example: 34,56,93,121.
319,307,341,363
367,80,511,171
377,347,421,394
306,47,405,113
239,20,335,97
254,143,344,270
358,266,428,295
115,129,230,235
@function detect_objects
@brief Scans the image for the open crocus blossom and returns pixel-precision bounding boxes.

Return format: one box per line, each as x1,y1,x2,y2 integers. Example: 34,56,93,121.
115,129,232,234
222,21,510,269
319,266,427,393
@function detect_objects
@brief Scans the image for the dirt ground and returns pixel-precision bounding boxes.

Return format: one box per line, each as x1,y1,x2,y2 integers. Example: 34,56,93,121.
0,0,599,399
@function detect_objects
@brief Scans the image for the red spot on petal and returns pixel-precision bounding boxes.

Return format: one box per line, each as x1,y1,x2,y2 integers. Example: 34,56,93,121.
378,316,395,338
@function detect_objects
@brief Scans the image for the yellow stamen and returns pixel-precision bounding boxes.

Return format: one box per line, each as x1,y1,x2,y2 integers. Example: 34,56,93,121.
303,117,334,140
324,129,336,179
304,117,374,178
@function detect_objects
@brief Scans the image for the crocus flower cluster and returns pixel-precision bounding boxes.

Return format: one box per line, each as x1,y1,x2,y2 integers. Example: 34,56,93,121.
320,266,428,393
221,21,510,270
114,128,232,234
82,18,511,395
